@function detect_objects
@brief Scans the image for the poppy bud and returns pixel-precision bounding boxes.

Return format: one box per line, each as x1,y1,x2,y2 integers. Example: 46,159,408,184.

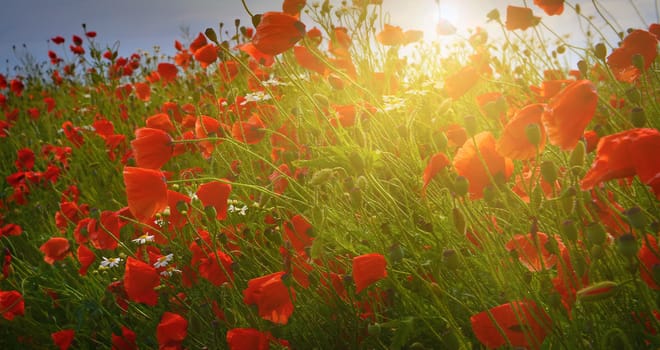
251,14,262,28
525,123,542,146
576,281,618,302
632,54,645,70
540,160,558,183
591,244,603,259
453,176,469,197
348,151,364,174
623,206,647,230
442,249,459,270
557,45,566,54
313,93,329,108
594,43,607,60
626,87,641,104
569,141,585,175
575,4,581,14
310,168,334,186
486,9,500,22
452,207,466,235
577,60,588,77
562,219,578,242
204,28,219,45
389,244,405,263
617,234,638,258
204,206,217,220
630,107,646,127
367,323,381,336
463,115,478,137
586,222,607,246
559,187,576,213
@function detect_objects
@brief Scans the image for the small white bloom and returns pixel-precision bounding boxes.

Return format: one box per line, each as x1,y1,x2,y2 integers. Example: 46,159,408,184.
241,91,272,105
132,234,155,245
154,253,174,269
100,257,122,269
160,266,182,277
228,204,248,215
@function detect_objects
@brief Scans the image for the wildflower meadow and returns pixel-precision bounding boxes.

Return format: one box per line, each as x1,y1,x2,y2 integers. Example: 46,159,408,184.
1,0,660,348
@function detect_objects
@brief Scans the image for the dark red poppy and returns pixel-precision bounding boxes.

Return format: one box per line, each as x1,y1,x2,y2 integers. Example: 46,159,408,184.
190,239,234,286
156,62,178,84
232,114,266,144
51,36,65,44
0,290,24,320
471,300,551,349
124,256,160,306
352,253,387,293
157,312,188,348
506,6,541,30
52,329,75,350
76,244,95,276
496,103,546,159
111,326,137,350
534,0,564,15
607,29,658,83
123,167,168,222
639,234,660,290
226,328,270,350
196,180,232,220
542,80,597,150
40,237,70,264
131,128,173,169
243,271,295,324
253,12,306,55
453,132,514,199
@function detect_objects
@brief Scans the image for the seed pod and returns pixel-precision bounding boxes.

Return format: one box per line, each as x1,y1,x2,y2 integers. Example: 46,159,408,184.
309,168,334,186
586,222,607,246
442,249,459,270
452,207,466,235
569,141,586,175
540,160,558,183
594,43,607,60
562,219,579,242
576,281,618,302
630,107,646,128
632,53,645,70
525,123,542,146
453,176,469,197
617,234,638,258
204,28,219,44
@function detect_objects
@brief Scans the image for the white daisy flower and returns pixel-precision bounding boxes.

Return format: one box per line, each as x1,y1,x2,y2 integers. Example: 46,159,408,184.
100,257,122,269
154,253,174,269
132,234,155,245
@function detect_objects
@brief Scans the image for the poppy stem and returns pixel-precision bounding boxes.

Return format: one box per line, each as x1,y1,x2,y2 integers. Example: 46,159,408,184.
240,0,254,18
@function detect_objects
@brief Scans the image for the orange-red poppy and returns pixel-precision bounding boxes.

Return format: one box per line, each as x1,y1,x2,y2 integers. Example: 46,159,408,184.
422,152,450,194
453,132,514,199
52,329,75,350
40,237,70,264
376,24,405,46
607,29,658,83
123,167,168,222
145,112,175,133
111,326,137,350
283,214,313,253
282,0,306,16
157,312,188,348
253,12,306,55
293,46,326,74
76,244,95,276
196,180,232,220
157,62,178,84
352,253,387,293
534,0,564,16
445,65,480,100
542,80,597,150
133,82,150,101
189,32,207,54
0,290,24,320
243,271,295,324
505,6,541,31
124,256,160,306
639,234,660,290
131,128,173,169
194,44,218,68
471,300,551,349
505,232,560,272
496,103,546,159
232,114,266,144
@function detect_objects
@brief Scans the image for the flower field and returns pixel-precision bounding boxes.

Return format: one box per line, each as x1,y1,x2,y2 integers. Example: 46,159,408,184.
1,0,660,348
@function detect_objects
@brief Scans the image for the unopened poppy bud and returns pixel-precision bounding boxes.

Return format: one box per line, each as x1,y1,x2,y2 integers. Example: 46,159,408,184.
463,115,478,137
310,168,334,186
562,219,578,242
367,323,381,336
617,234,638,258
251,14,262,28
569,141,585,175
594,43,607,60
591,244,603,259
557,45,566,54
348,151,364,174
540,160,558,183
586,222,607,246
630,107,646,127
486,8,500,22
453,176,469,197
626,87,641,104
204,206,217,220
577,60,588,77
313,93,329,108
389,244,405,263
452,207,466,235
576,281,618,302
524,123,542,146
442,249,459,270
632,54,645,70
559,187,576,213
575,4,581,14
204,28,219,44
624,206,647,230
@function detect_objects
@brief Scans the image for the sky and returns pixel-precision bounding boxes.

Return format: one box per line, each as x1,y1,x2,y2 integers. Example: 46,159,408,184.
0,0,657,73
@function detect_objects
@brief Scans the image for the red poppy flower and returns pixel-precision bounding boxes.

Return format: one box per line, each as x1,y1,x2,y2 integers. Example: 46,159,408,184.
196,180,232,220
283,0,306,16
157,312,188,348
422,152,450,194
453,132,514,199
269,163,292,195
253,12,306,55
470,300,551,349
542,80,597,150
40,237,70,264
237,43,275,67
232,114,266,144
352,253,387,293
243,271,295,324
166,190,191,230
445,66,479,100
283,214,313,253
157,63,178,84
0,290,24,320
124,257,160,306
193,245,234,286
505,232,560,272
376,24,405,46
194,44,218,68
189,32,207,53
51,36,65,44
111,326,137,350
131,128,173,169
52,329,75,350
496,103,546,159
534,0,564,16
226,328,270,350
146,113,175,133
328,27,352,58
123,167,168,222
293,46,327,74
76,244,95,276
505,6,541,31
639,234,660,290
10,79,24,97
607,29,658,83
15,148,35,171
195,115,228,159
133,82,150,101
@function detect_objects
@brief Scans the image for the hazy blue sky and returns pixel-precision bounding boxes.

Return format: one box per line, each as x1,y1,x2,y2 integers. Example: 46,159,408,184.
1,0,657,72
